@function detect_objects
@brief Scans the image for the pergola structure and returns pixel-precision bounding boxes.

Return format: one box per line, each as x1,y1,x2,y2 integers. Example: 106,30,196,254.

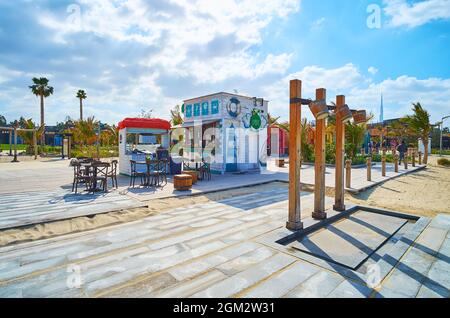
287,79,367,231
0,125,39,162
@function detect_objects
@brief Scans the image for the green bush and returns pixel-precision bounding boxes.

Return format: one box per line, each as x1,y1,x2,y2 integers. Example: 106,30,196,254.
437,158,450,167
432,149,450,156
71,145,118,158
0,144,27,151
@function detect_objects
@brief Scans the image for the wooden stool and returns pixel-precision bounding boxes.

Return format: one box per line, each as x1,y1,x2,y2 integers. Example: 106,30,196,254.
174,174,193,191
276,159,285,168
183,171,198,184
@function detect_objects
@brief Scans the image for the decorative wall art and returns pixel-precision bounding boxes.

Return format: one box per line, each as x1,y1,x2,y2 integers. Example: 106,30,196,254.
226,97,242,118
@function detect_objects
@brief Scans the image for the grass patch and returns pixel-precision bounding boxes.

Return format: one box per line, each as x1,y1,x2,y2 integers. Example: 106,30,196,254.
0,144,27,151
437,158,450,167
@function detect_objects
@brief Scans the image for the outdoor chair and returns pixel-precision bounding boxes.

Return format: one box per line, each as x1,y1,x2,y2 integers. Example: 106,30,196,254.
72,162,92,194
91,162,109,193
199,161,211,181
129,160,146,188
106,160,119,189
156,159,168,186
183,161,194,171
146,159,165,187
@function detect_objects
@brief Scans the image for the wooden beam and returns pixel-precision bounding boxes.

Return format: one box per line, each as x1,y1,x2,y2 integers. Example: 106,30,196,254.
313,88,327,220
12,127,19,163
287,79,303,231
9,130,12,156
334,95,346,211
33,130,38,160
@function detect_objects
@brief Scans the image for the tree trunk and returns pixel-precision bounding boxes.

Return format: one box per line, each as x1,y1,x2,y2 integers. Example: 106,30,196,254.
80,98,83,121
40,94,45,146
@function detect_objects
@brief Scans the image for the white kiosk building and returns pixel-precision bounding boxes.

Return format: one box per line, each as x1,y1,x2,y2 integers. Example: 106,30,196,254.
175,92,269,175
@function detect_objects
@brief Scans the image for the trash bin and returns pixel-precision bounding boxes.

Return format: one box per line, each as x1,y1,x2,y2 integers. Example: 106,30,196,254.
169,156,182,175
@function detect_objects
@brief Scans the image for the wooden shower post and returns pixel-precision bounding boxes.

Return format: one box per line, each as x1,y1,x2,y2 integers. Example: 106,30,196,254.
313,88,327,220
367,157,372,181
394,154,399,173
287,80,303,231
345,159,352,188
33,130,38,160
334,95,346,211
9,130,12,156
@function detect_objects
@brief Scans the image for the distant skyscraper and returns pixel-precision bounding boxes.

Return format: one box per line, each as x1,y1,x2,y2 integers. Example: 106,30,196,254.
379,93,384,124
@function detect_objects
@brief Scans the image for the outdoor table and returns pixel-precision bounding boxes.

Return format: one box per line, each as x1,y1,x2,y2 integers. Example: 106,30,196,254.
135,160,160,187
80,161,110,192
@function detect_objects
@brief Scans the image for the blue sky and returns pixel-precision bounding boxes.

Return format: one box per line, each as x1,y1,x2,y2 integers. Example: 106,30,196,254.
0,0,449,126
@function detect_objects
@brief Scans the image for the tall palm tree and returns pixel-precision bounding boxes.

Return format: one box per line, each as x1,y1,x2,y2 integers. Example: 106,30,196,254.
29,77,54,144
403,102,432,164
76,90,87,121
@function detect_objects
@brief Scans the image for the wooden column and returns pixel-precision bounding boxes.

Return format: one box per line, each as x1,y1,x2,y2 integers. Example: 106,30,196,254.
419,152,422,165
12,127,18,163
345,159,352,189
394,154,399,173
333,95,346,211
33,130,38,160
412,150,416,167
382,155,386,177
9,130,12,156
367,157,372,181
313,88,327,220
287,80,303,231
404,155,408,170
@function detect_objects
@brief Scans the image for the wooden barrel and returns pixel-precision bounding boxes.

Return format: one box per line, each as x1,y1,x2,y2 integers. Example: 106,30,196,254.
183,171,198,184
174,174,193,191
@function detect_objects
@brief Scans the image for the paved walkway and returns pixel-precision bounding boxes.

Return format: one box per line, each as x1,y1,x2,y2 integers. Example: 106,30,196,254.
0,159,426,229
0,188,447,298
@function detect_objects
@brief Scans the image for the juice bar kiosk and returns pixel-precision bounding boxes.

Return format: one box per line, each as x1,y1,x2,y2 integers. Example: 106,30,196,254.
118,118,172,176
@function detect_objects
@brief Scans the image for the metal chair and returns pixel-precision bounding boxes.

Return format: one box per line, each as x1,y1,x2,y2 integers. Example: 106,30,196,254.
199,160,211,181
107,160,119,189
72,162,92,194
129,160,146,188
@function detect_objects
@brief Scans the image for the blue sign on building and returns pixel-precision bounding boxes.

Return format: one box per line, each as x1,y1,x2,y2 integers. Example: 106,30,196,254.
185,104,193,118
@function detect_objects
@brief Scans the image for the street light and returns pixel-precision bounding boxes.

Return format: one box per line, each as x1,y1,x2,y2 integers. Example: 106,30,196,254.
440,115,450,156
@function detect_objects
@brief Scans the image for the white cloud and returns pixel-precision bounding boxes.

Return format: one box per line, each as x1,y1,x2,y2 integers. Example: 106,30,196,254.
4,0,300,124
383,0,450,28
311,17,325,30
368,66,378,75
263,63,450,123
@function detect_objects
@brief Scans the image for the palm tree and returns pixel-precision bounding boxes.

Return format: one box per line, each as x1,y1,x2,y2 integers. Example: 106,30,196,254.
76,90,87,121
71,117,98,147
29,77,54,144
170,105,184,126
403,103,432,164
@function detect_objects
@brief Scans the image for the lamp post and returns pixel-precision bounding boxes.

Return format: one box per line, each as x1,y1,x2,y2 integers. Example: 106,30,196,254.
440,116,450,157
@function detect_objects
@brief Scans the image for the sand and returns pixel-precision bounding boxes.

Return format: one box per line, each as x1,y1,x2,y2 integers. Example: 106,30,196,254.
1,155,449,247
0,182,288,247
347,155,450,217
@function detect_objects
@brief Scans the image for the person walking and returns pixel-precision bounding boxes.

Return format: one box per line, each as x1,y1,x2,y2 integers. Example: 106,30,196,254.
397,140,407,165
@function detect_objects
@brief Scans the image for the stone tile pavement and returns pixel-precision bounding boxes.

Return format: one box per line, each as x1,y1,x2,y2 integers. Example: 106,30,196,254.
0,188,447,298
